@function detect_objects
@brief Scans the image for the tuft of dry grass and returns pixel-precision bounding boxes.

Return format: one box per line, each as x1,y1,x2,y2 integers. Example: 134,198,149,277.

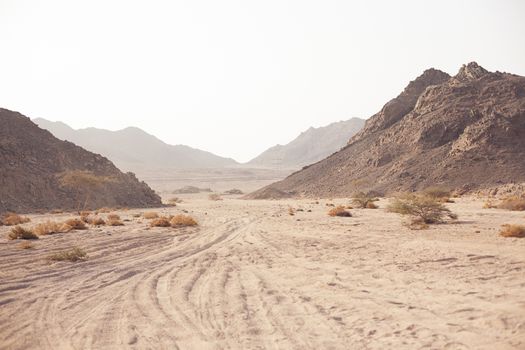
351,192,379,209
2,213,31,226
18,241,35,249
143,212,159,219
208,193,222,201
170,214,198,227
387,194,457,224
499,224,525,238
64,218,88,230
421,186,452,202
33,221,73,235
90,217,106,226
106,217,124,226
497,197,525,211
150,216,172,227
328,206,352,217
48,247,87,262
8,226,39,240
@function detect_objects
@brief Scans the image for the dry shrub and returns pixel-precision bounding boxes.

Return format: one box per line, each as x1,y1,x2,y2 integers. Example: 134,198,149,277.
58,170,115,209
328,206,352,217
170,214,198,227
143,212,159,219
107,214,121,220
79,210,92,217
288,207,296,216
2,213,31,226
96,207,112,214
8,226,39,240
421,186,452,202
33,221,72,235
90,217,106,226
106,217,124,226
499,224,525,238
351,192,379,209
387,194,457,224
497,196,525,211
18,241,35,249
48,247,87,262
64,218,87,230
208,193,222,201
150,216,172,227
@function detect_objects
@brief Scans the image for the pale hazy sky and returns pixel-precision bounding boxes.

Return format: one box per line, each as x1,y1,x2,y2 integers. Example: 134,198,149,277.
1,0,524,162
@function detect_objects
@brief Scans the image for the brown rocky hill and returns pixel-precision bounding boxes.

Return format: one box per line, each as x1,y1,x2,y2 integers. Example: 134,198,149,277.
248,62,525,198
0,109,162,213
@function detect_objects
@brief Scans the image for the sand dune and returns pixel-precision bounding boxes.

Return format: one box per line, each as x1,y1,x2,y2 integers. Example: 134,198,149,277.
0,197,524,349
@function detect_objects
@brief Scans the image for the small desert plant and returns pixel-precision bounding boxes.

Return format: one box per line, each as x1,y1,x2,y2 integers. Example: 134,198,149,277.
143,212,159,219
58,170,115,210
64,218,88,230
170,214,198,227
90,217,106,226
351,192,378,209
33,221,73,235
288,207,296,216
387,194,457,224
8,226,39,240
106,217,124,226
150,216,172,227
2,213,31,226
328,206,352,217
499,224,525,238
421,186,452,201
48,247,87,262
96,207,113,214
18,241,35,249
208,193,222,201
497,196,525,211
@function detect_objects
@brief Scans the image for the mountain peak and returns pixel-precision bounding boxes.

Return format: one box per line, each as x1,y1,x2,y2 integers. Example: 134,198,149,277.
454,62,489,82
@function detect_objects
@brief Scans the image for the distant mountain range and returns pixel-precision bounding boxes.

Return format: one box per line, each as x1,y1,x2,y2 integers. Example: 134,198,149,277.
35,117,366,173
248,62,525,198
246,118,365,169
33,119,238,173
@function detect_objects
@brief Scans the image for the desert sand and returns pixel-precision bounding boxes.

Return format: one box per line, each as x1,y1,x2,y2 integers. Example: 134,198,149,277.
0,196,524,349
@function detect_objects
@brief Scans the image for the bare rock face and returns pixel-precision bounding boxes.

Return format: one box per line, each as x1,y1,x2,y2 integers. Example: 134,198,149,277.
248,62,525,199
0,109,162,213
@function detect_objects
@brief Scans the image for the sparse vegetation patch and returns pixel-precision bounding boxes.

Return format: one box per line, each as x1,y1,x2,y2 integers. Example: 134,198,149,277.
351,192,379,209
2,213,31,226
170,214,198,227
8,226,39,240
499,224,525,238
387,193,457,225
48,247,88,262
33,221,72,235
328,206,352,217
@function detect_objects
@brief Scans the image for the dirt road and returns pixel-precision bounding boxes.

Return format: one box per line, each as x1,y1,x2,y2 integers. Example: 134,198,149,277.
0,198,524,349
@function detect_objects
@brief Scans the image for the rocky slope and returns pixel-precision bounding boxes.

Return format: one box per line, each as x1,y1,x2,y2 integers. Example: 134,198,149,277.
33,119,238,174
0,109,162,212
248,62,525,198
246,118,365,169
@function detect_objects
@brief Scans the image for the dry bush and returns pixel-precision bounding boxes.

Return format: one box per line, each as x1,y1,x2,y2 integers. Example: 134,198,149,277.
90,217,106,226
96,207,113,214
2,213,31,226
8,226,39,240
64,218,88,230
143,212,159,219
58,170,115,209
170,214,198,227
223,188,244,195
499,224,525,238
328,206,352,217
33,221,72,235
421,186,452,201
387,194,457,224
106,217,124,226
48,247,87,262
351,192,379,209
208,193,222,201
18,241,35,249
150,216,172,227
288,207,296,216
107,214,121,220
79,210,92,217
497,196,525,211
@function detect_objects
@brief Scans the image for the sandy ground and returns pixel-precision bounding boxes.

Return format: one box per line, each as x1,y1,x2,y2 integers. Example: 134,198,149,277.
0,197,524,350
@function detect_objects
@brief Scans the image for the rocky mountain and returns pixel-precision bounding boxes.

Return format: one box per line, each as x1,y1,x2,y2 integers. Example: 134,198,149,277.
33,119,238,175
0,109,162,213
246,118,365,169
248,62,525,198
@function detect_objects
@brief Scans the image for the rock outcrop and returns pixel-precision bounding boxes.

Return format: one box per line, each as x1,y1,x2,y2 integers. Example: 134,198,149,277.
0,109,162,212
248,62,525,198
